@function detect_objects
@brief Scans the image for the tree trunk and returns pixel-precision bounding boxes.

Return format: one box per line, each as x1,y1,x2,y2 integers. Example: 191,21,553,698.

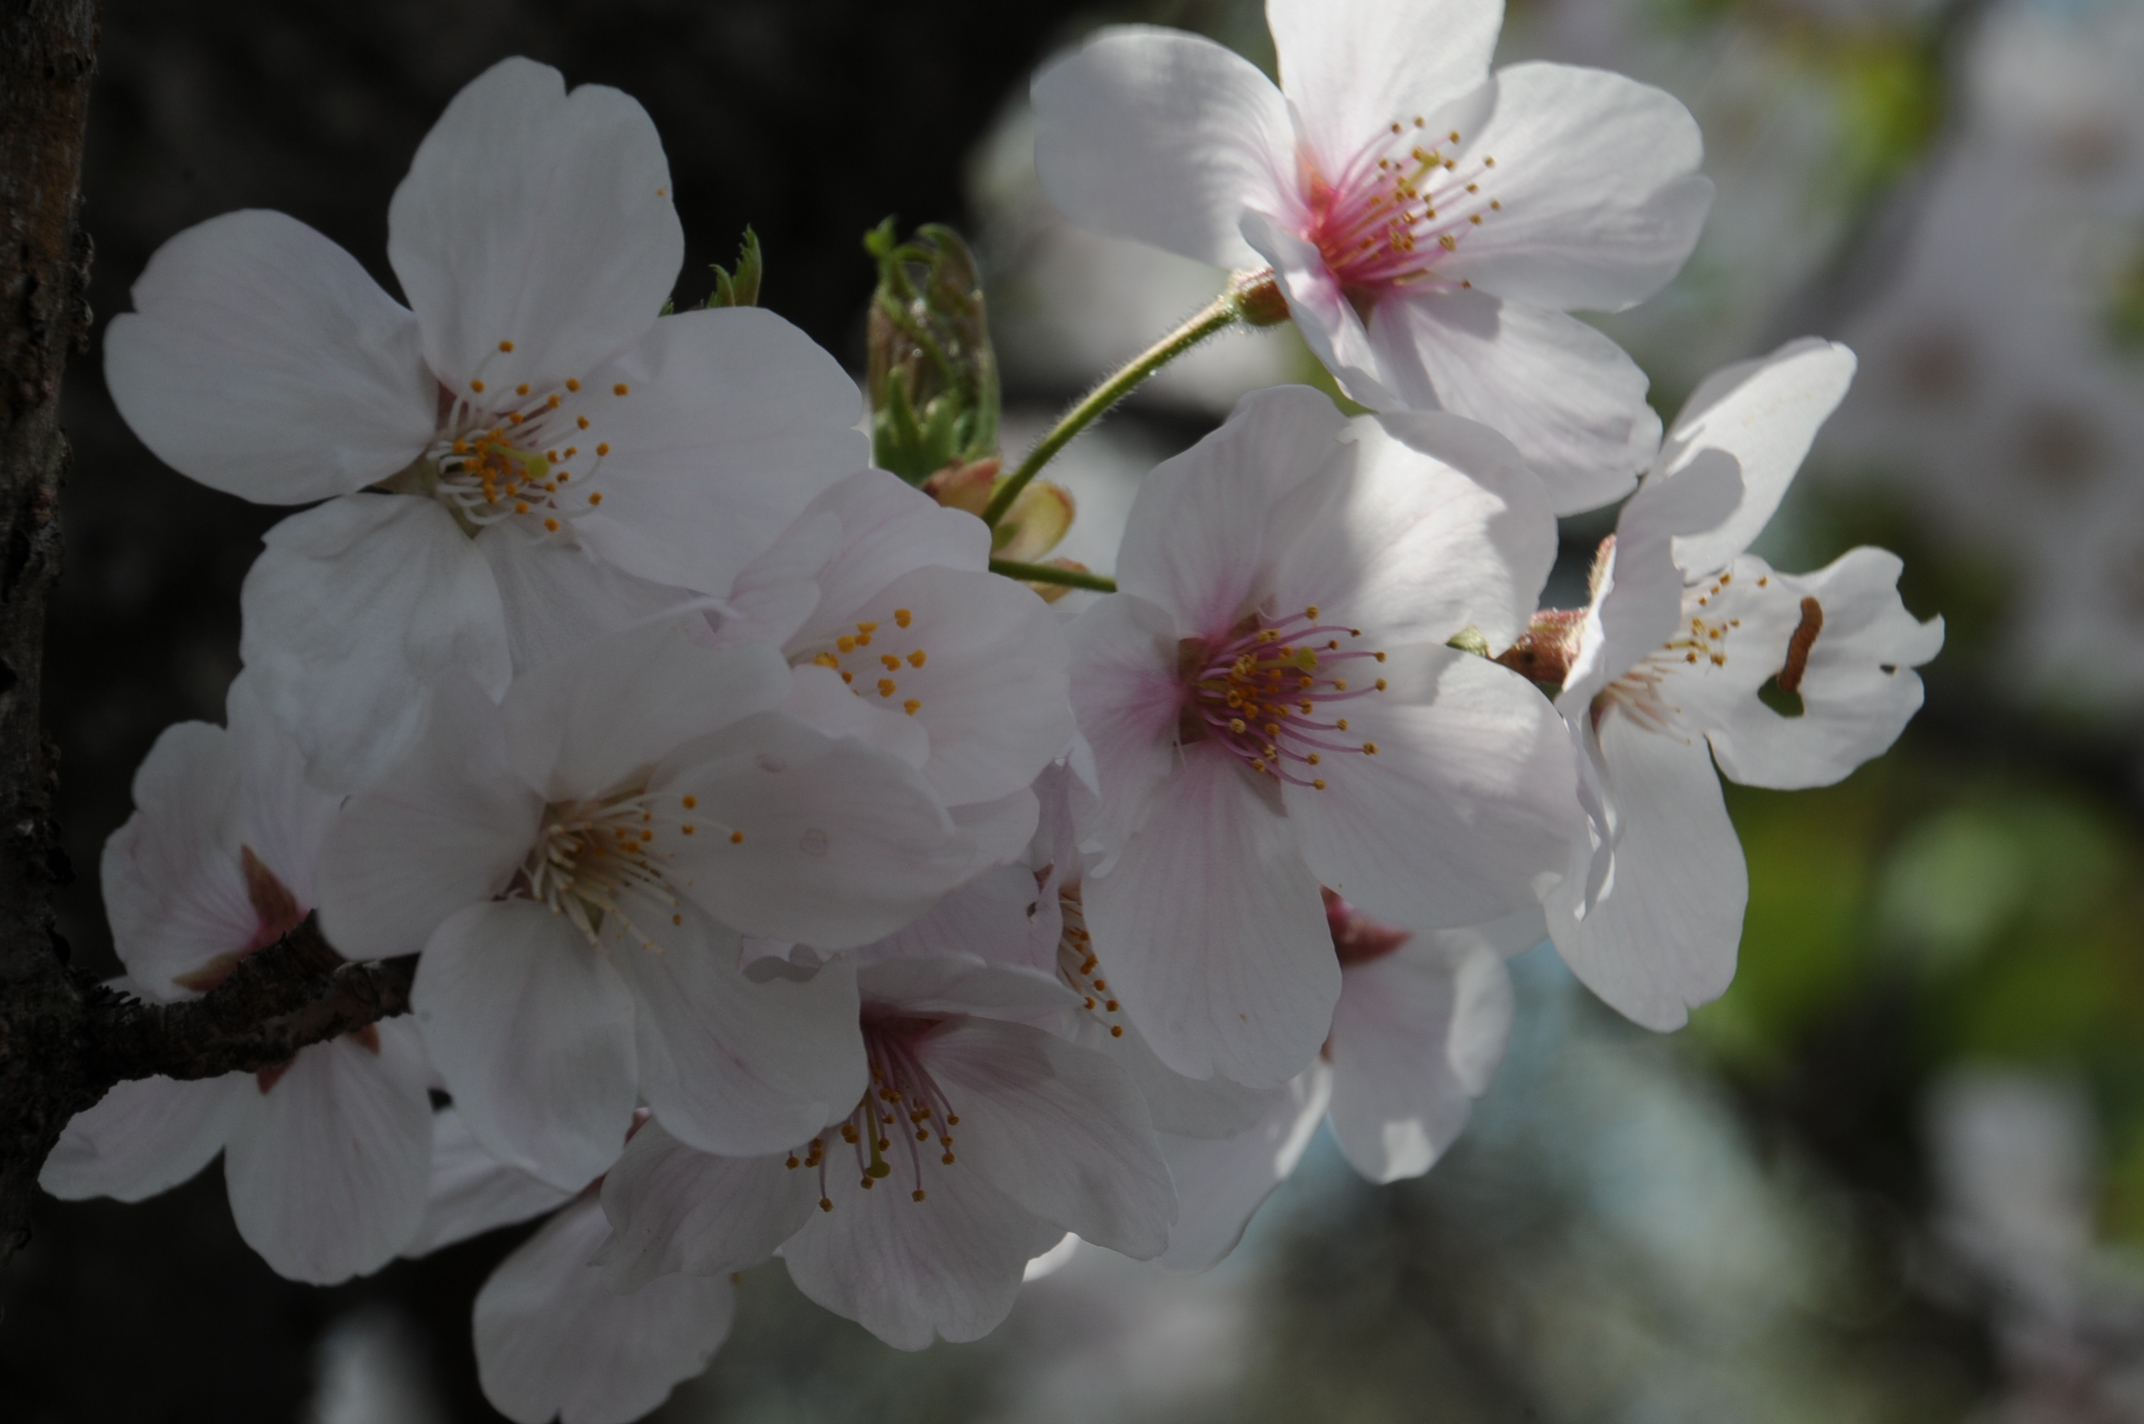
0,0,101,1265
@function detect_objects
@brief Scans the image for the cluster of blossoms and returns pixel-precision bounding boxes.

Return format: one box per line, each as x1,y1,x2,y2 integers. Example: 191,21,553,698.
42,4,1941,1421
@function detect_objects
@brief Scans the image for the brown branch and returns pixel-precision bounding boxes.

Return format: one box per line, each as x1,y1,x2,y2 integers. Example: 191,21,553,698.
82,920,418,1086
0,0,101,1265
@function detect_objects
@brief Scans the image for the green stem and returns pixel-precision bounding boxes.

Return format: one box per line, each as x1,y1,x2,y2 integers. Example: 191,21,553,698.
982,292,1243,527
989,558,1117,593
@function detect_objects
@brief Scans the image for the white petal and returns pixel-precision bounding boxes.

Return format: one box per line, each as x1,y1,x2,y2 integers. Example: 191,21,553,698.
946,788,1043,874
100,722,251,1000
856,956,1080,1022
568,308,868,593
1285,644,1581,927
1073,1014,1277,1138
225,673,343,912
1158,1063,1330,1272
779,662,931,769
1666,339,1858,578
1546,713,1746,1031
821,564,1073,807
1265,408,1555,650
240,494,512,793
1327,937,1511,1183
1558,450,1743,713
1268,0,1500,164
656,713,975,951
1364,289,1660,515
781,1147,1062,1350
1083,747,1335,1088
613,916,866,1158
1116,385,1345,636
1439,63,1712,313
316,672,541,962
921,1016,1174,1258
1032,26,1293,269
475,525,709,673
853,864,1053,973
595,1124,814,1291
476,1196,734,1424
388,57,682,394
40,1073,242,1202
405,1106,576,1257
104,209,434,504
1703,550,1944,791
502,618,790,802
1064,594,1182,849
224,1019,434,1283
1244,212,1402,412
413,900,638,1189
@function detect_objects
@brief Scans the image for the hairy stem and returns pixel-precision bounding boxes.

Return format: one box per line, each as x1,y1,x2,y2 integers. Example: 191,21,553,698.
982,293,1242,528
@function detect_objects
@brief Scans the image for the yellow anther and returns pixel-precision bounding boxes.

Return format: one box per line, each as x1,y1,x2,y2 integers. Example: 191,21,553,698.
588,492,603,506
819,1198,833,1212
912,1189,926,1202
1336,718,1350,731
1375,678,1388,691
514,501,529,515
894,608,912,628
577,416,590,429
1313,778,1327,790
543,517,560,532
613,383,629,396
1439,233,1457,250
564,447,576,458
906,650,926,668
880,654,900,670
729,831,744,845
856,621,878,634
516,383,530,396
1373,651,1387,662
595,442,610,456
837,635,857,653
672,913,683,926
1110,1025,1124,1038
470,379,486,393
814,652,839,669
1363,742,1379,755
451,438,468,455
877,679,897,698
681,824,696,835
1306,605,1320,618
498,340,514,352
941,1152,956,1165
566,378,580,392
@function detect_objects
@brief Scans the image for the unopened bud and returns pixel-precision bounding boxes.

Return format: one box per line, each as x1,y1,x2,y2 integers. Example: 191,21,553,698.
1491,607,1588,690
865,220,1000,484
1228,268,1290,327
991,481,1076,563
920,457,999,517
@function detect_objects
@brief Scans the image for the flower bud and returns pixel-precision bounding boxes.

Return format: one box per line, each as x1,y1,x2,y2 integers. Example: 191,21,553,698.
1227,267,1290,327
865,220,1000,484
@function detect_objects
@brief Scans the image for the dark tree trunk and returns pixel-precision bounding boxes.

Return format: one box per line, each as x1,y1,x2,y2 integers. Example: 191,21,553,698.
0,0,101,1267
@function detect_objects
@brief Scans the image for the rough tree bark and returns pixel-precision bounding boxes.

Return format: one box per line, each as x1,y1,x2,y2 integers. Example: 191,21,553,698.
0,0,103,1266
0,0,418,1269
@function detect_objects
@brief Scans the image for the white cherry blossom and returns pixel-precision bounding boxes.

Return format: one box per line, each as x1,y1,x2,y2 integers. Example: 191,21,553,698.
1546,339,1945,1029
103,57,865,790
40,677,432,1285
1065,385,1580,1088
714,469,1076,866
1032,0,1713,511
594,952,1174,1352
1158,892,1528,1272
315,617,983,1189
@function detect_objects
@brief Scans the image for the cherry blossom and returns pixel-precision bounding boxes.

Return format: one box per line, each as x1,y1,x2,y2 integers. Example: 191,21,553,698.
40,677,432,1284
1544,339,1945,1029
1031,0,1713,511
714,469,1076,866
1159,892,1530,1272
103,57,865,789
405,1109,730,1424
1066,385,1580,1087
595,952,1174,1351
315,617,984,1189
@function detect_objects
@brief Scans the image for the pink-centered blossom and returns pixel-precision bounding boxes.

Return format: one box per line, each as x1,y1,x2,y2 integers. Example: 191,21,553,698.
1547,339,1945,1029
104,57,865,790
315,617,983,1190
1066,385,1580,1088
40,677,433,1285
1032,0,1714,512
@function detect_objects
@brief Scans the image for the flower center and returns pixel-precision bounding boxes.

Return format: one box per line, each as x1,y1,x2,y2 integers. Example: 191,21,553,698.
1054,884,1123,1038
415,343,636,536
797,609,930,719
1177,606,1388,787
513,789,742,951
1300,119,1501,304
787,1014,960,1210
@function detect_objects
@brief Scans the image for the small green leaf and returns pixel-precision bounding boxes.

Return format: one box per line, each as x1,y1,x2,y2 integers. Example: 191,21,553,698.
706,227,763,308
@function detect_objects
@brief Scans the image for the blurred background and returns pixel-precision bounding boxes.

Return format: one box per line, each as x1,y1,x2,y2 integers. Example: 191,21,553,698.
7,0,2144,1419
